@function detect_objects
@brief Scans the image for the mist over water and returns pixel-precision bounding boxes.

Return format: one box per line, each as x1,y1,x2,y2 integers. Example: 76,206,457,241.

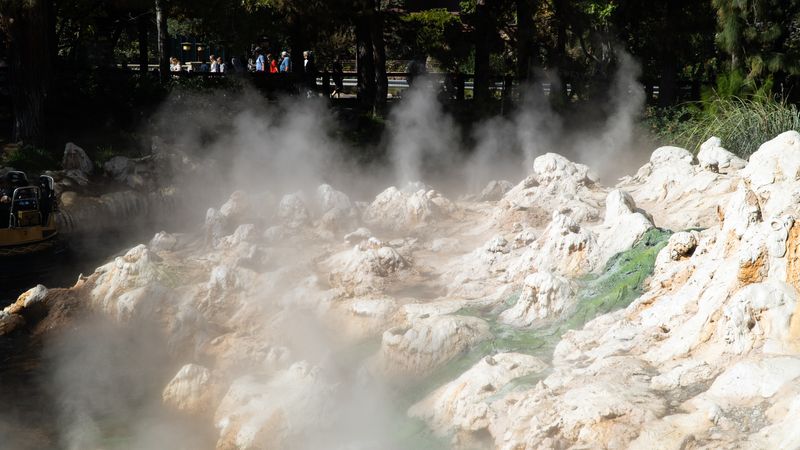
4,52,657,450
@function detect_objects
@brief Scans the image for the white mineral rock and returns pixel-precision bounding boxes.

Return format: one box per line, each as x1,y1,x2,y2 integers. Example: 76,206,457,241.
697,136,746,173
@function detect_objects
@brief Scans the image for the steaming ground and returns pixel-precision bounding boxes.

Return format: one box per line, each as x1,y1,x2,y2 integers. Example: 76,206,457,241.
0,57,712,450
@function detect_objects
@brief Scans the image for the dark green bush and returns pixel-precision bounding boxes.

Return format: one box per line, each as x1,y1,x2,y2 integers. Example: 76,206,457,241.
3,145,61,173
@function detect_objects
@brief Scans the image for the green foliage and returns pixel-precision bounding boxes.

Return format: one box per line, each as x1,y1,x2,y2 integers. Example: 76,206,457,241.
653,96,800,158
701,69,774,104
579,0,617,25
712,0,800,81
3,145,60,172
401,8,470,71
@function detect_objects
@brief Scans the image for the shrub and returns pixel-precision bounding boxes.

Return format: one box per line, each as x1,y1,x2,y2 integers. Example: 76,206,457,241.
3,145,61,173
647,97,800,158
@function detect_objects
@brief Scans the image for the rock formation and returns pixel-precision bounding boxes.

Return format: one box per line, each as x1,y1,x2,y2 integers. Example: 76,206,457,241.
8,133,800,449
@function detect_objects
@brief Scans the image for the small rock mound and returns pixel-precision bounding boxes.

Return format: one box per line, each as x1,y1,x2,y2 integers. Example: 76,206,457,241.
376,315,491,378
326,237,409,296
362,186,455,232
478,180,514,201
499,272,574,327
497,153,606,228
62,142,93,175
697,137,746,173
409,352,547,438
162,364,223,416
277,192,311,228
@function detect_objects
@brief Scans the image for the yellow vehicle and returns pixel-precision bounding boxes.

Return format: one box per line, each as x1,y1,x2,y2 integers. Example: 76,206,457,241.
0,171,61,257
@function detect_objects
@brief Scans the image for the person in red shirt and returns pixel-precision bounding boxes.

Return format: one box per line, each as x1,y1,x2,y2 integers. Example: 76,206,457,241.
268,54,279,73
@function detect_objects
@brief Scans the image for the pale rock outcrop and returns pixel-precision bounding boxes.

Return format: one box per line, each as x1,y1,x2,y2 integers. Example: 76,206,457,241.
497,153,605,228
409,353,547,437
747,384,800,449
363,186,455,232
205,191,254,247
594,189,654,265
499,272,574,327
277,192,311,228
103,155,133,180
326,237,409,296
0,285,50,335
214,362,335,450
494,356,667,449
149,231,178,252
315,184,358,232
162,364,223,416
619,145,736,230
15,284,48,308
649,145,694,166
62,142,93,174
664,230,700,261
315,184,352,213
713,282,797,355
90,245,160,307
473,137,800,448
741,130,800,189
0,311,25,336
697,136,746,173
511,227,537,249
741,131,800,221
485,235,509,254
532,152,597,184
508,211,598,278
376,315,491,378
704,356,800,407
329,296,398,340
219,224,258,248
64,169,89,186
479,180,514,201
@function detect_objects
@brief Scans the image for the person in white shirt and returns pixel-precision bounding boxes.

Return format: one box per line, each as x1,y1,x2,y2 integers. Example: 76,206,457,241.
210,55,219,73
169,57,182,72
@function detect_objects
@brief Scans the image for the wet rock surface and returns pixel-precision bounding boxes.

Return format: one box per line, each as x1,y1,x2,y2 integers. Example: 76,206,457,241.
8,133,800,449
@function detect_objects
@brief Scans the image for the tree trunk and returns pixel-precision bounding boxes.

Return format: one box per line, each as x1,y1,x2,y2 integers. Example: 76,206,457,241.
550,0,569,104
657,0,678,106
289,22,306,74
516,0,535,82
371,1,388,110
473,0,491,103
355,10,376,110
6,0,52,146
103,23,124,67
137,13,149,73
155,0,169,82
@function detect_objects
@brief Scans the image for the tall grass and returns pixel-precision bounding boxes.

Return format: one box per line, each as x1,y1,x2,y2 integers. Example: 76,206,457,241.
650,97,800,159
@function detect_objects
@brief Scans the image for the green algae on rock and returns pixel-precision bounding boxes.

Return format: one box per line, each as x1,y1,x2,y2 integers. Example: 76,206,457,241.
416,227,673,399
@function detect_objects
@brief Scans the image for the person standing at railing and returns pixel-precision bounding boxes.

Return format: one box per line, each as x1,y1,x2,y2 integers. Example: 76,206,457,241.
210,55,219,73
217,56,226,73
170,57,182,72
268,54,279,73
280,51,291,73
330,57,344,98
255,48,266,72
303,51,316,88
